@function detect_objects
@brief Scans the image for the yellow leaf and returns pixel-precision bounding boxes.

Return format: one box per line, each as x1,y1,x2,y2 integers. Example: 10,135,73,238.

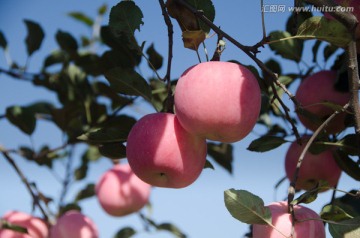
182,30,206,50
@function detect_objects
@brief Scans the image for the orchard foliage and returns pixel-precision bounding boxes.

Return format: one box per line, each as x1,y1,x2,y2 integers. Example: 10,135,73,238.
0,0,360,237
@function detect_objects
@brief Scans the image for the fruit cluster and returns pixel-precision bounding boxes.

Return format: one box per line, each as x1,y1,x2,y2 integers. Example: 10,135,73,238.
126,61,262,189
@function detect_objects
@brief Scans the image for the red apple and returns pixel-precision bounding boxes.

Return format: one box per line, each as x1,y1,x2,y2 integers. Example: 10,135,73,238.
253,201,325,238
0,211,48,238
95,163,151,217
285,136,342,191
126,113,207,188
174,61,261,143
50,210,98,238
295,70,350,134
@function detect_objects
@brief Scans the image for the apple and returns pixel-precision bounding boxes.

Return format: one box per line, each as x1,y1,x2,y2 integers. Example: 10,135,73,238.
295,70,350,134
0,211,48,238
126,113,207,188
285,136,342,191
95,163,151,217
50,210,98,238
174,61,261,143
253,201,325,238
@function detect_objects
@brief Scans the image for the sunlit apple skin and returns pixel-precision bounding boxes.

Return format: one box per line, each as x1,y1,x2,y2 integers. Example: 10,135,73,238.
50,210,98,238
126,113,207,188
95,163,151,217
253,201,325,238
0,211,48,238
296,70,350,134
285,137,342,191
174,61,261,143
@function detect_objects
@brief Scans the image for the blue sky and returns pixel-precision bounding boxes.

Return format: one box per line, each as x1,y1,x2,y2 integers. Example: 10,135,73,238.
0,1,358,237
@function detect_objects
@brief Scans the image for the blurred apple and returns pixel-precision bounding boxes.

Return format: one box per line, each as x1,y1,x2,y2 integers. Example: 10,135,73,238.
253,201,325,238
295,70,350,134
0,211,48,238
126,113,207,188
95,163,151,216
50,210,98,238
285,136,342,191
174,61,261,143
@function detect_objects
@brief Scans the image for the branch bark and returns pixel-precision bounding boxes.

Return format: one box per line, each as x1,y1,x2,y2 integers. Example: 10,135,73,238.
0,150,48,221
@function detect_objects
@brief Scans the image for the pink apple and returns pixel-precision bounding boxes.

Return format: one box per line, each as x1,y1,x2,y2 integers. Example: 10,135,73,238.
95,163,151,216
253,201,325,238
0,211,48,238
174,61,261,143
285,136,342,191
50,210,98,238
295,70,350,134
126,113,207,188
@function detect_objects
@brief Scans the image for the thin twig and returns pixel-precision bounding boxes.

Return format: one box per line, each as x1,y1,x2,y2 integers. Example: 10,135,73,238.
58,145,74,208
159,0,175,113
0,151,48,221
287,103,350,235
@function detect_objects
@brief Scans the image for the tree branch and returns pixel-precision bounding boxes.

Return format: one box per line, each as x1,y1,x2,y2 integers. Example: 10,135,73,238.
0,150,48,221
159,0,175,113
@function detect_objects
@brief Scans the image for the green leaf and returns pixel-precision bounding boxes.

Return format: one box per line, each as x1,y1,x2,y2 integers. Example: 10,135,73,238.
207,142,233,173
75,53,102,76
55,30,78,54
333,190,360,217
204,159,215,170
224,189,272,225
291,189,318,205
43,51,68,68
336,134,360,156
114,227,136,238
59,203,81,216
188,0,215,33
98,4,108,15
264,58,282,75
329,217,360,238
109,1,143,35
24,20,45,56
67,12,94,27
78,115,136,144
0,31,7,49
321,205,353,222
167,0,215,34
93,81,133,110
104,67,152,101
296,16,352,48
146,43,163,70
157,223,186,238
268,31,303,62
74,163,88,181
99,143,127,159
1,221,28,234
333,150,360,181
286,9,312,35
6,106,36,135
82,146,101,162
74,183,95,202
247,136,288,152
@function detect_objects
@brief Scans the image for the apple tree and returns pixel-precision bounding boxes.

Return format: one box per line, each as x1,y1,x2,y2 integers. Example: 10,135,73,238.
0,0,359,237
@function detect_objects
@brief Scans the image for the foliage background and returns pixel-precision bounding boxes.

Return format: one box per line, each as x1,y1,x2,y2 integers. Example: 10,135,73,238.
0,0,357,237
